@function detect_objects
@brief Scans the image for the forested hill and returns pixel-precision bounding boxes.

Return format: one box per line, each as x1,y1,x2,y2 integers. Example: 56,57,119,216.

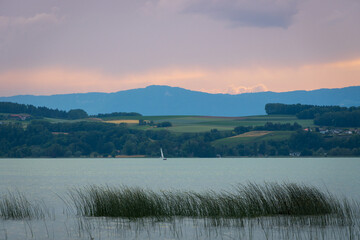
266,103,360,127
0,102,142,119
1,85,360,116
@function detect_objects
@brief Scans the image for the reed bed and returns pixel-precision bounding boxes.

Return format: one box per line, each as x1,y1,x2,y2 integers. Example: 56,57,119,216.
68,183,348,220
0,191,48,220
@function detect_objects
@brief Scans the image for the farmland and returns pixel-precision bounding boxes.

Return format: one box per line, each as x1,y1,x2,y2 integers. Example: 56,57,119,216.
0,114,313,146
104,119,139,124
212,131,294,147
95,115,312,146
98,115,315,133
2,111,360,157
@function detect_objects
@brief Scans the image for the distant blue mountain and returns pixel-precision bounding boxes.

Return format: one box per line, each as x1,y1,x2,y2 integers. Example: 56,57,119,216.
1,85,360,116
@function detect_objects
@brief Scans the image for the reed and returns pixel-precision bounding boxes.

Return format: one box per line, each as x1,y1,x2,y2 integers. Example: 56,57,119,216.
0,191,47,220
68,183,348,220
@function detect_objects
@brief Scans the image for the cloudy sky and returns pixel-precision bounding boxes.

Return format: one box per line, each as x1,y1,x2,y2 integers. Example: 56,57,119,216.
1,0,360,96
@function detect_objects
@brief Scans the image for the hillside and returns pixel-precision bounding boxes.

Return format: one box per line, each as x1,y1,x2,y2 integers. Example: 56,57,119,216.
1,85,360,116
1,101,360,157
1,113,359,157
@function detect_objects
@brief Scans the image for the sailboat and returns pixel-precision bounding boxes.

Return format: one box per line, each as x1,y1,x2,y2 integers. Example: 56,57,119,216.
160,148,167,160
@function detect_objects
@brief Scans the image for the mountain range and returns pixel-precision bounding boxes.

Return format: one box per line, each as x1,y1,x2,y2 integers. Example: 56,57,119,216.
1,85,360,116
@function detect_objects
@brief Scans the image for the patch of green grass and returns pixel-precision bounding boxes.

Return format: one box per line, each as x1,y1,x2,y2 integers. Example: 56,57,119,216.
170,125,234,133
162,117,215,124
43,118,93,123
99,115,192,121
196,120,243,127
212,131,293,147
234,115,315,127
68,183,348,220
98,116,142,120
256,131,293,141
155,115,315,133
40,114,317,134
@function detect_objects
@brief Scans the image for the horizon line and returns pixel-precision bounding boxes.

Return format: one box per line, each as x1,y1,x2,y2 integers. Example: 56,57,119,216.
0,84,359,98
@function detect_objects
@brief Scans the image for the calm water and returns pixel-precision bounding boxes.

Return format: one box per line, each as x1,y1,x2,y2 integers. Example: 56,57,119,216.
1,157,360,239
1,157,360,198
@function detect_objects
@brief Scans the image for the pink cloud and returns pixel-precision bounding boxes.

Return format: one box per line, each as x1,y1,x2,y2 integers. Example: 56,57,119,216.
0,58,359,96
227,84,268,94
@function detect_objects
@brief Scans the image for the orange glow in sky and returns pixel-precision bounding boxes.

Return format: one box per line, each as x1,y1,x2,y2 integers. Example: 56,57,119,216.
1,0,360,96
0,58,359,96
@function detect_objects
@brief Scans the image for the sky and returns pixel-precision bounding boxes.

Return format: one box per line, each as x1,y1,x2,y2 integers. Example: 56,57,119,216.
0,0,360,96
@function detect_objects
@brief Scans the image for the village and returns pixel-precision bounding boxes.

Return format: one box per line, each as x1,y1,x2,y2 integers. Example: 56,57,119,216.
303,127,360,136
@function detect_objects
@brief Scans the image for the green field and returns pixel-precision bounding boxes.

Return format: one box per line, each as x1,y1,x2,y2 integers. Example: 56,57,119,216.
1,113,315,133
117,115,315,133
60,114,314,133
212,131,294,147
2,114,315,136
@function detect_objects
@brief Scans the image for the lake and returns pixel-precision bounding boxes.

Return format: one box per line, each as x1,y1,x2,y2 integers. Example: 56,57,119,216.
0,157,360,239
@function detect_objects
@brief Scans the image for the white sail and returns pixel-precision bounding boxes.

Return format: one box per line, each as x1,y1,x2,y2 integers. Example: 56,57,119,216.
160,148,166,160
160,148,164,159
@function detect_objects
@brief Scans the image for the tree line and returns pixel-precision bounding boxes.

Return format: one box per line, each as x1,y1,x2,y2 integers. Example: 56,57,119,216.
0,102,143,120
0,120,359,158
265,103,360,127
0,102,88,119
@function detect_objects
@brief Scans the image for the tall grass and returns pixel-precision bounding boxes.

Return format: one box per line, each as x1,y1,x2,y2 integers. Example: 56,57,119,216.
68,183,347,220
0,191,48,220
